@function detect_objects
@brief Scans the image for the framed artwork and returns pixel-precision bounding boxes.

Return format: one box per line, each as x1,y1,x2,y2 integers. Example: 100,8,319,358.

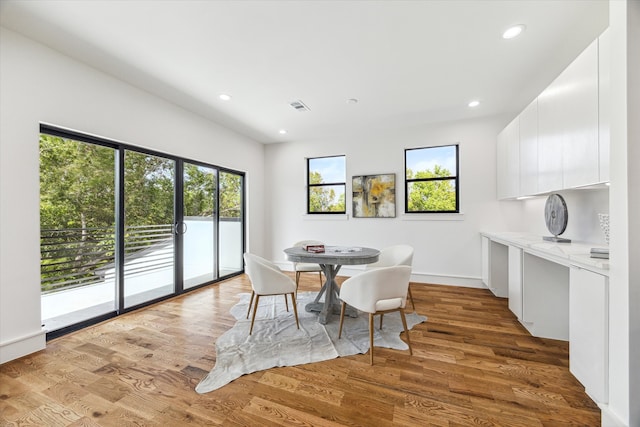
352,173,396,218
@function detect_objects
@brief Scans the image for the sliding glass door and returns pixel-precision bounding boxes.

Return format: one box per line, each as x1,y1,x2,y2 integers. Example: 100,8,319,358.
219,170,244,277
39,134,117,331
183,162,217,289
39,125,245,336
123,150,176,308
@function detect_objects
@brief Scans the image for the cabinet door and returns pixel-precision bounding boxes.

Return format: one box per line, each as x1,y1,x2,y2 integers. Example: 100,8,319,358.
598,28,610,182
569,267,608,404
497,117,520,199
537,78,565,193
508,246,523,319
519,98,538,195
561,39,599,188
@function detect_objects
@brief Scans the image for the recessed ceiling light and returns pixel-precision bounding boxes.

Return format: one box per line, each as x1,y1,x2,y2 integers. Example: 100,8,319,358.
278,129,287,135
219,94,232,101
502,24,526,39
468,100,480,108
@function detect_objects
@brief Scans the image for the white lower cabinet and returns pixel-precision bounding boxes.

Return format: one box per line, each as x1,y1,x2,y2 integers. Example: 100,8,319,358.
569,266,609,404
508,246,523,320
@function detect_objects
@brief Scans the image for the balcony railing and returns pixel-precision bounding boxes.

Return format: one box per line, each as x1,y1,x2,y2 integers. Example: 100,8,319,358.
40,224,173,294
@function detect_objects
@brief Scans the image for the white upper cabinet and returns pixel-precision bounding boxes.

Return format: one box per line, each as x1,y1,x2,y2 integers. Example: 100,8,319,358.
561,39,599,188
519,98,538,195
599,28,610,182
497,117,520,199
497,29,609,199
537,72,566,193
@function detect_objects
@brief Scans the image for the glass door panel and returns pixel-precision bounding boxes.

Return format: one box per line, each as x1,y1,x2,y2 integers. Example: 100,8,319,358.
39,134,117,331
219,171,244,277
183,163,217,289
123,151,175,308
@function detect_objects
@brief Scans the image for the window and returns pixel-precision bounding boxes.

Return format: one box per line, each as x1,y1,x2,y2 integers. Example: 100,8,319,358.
405,145,459,213
307,155,346,213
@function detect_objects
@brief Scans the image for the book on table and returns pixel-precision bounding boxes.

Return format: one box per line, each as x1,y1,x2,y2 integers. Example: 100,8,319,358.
304,244,325,253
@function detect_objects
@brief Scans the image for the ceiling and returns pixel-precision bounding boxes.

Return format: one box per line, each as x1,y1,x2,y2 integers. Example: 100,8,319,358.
0,0,609,144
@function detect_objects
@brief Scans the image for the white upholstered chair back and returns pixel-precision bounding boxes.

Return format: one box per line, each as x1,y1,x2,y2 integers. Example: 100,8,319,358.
364,244,413,270
338,265,413,364
243,253,299,334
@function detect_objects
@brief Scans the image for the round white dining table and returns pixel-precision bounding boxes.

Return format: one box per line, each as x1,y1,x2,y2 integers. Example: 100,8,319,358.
283,246,380,324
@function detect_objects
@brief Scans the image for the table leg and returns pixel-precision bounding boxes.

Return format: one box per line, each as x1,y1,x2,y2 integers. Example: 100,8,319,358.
305,264,357,324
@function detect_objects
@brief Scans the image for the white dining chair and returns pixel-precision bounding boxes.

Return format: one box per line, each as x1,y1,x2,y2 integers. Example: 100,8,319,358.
292,240,324,288
243,253,300,335
364,244,415,311
338,265,413,365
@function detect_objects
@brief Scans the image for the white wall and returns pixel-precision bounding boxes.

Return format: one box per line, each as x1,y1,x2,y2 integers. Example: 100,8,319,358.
519,189,609,244
604,1,639,426
0,27,265,363
264,117,523,285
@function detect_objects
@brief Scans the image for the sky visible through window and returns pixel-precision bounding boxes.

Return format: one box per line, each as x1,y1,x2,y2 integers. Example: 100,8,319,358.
406,145,456,175
309,156,345,183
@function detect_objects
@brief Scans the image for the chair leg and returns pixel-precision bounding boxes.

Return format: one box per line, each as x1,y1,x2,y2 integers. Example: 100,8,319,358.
338,302,346,339
295,271,301,288
318,271,323,287
407,286,415,311
290,292,300,329
246,291,255,319
249,295,260,335
284,294,289,312
379,313,384,329
399,308,413,355
369,313,375,365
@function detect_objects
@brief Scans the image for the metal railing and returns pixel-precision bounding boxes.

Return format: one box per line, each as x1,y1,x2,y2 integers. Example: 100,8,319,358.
40,224,174,294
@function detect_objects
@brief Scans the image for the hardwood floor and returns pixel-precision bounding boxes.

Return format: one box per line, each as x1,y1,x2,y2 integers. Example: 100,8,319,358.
0,274,600,426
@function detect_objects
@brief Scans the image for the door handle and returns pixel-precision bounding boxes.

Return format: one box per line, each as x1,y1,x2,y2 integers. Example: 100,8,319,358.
174,222,188,235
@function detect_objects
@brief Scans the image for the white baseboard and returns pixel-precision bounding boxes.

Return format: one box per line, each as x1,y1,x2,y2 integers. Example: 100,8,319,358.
408,272,485,289
276,262,486,289
600,405,628,427
0,329,46,364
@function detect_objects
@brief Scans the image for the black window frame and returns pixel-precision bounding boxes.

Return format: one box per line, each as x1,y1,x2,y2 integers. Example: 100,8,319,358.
307,155,346,214
39,123,246,340
404,144,460,213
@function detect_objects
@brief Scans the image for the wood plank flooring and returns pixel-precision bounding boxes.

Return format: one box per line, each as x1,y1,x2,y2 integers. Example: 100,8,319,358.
0,274,600,426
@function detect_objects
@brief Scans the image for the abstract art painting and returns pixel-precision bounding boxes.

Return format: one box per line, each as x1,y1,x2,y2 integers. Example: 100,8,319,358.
352,173,395,218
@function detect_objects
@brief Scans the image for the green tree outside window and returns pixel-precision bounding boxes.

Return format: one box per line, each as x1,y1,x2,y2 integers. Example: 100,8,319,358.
307,156,346,213
405,145,459,213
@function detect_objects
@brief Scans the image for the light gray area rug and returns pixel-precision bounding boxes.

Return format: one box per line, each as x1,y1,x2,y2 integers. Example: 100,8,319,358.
195,291,427,393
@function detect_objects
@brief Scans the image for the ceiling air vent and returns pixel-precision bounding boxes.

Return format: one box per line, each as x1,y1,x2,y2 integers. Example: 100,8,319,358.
289,100,311,112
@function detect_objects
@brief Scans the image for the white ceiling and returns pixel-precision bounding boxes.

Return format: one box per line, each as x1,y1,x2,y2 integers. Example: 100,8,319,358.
0,0,609,143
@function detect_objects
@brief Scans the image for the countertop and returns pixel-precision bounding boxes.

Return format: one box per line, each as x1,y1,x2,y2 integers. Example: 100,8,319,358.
481,231,609,274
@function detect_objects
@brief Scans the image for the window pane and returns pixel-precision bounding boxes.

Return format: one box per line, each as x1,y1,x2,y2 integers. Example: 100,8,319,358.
406,145,457,178
39,134,117,331
407,179,457,212
183,163,217,289
123,151,175,308
309,184,345,213
309,156,345,183
219,171,244,276
308,155,346,213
